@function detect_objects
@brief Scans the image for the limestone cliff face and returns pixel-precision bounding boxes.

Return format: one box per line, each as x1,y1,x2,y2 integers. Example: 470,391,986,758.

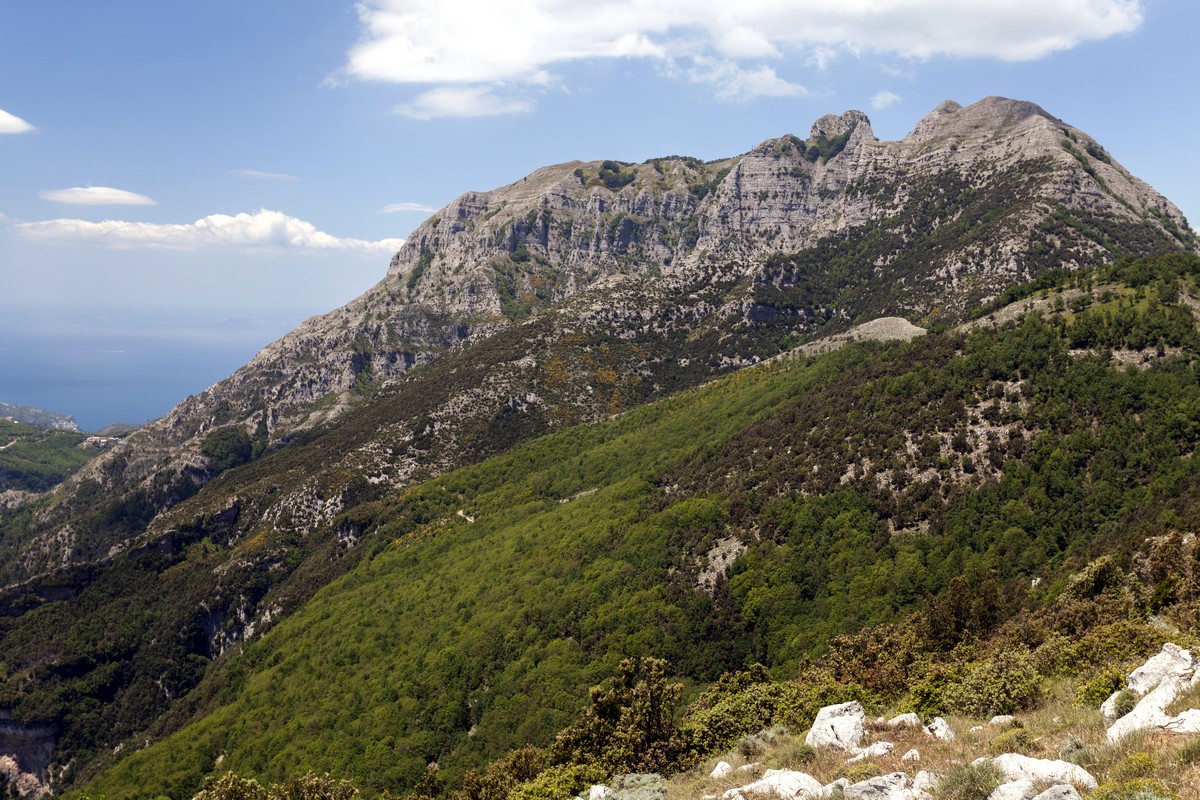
7,96,1194,582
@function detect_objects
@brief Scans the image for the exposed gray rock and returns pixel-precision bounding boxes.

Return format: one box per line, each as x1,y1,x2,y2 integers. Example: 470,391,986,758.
923,717,955,741
989,780,1038,800
843,771,928,799
710,761,733,779
845,741,894,764
1030,786,1082,800
606,773,666,800
722,768,823,800
805,701,867,751
1102,642,1198,723
987,754,1097,790
887,712,922,729
901,749,920,762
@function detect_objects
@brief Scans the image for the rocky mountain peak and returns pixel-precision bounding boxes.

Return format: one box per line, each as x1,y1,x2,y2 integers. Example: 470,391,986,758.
809,109,872,140
904,95,1057,146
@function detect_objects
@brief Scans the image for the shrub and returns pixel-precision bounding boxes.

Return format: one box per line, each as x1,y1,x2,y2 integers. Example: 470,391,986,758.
457,747,545,800
1089,779,1174,800
835,762,880,784
549,658,684,773
1114,689,1137,719
192,773,268,800
1077,667,1126,708
1060,733,1088,764
1110,752,1159,782
736,735,765,760
1174,737,1200,767
932,761,1002,800
990,726,1032,754
766,741,815,769
942,648,1042,717
508,765,606,800
268,773,359,800
201,426,254,472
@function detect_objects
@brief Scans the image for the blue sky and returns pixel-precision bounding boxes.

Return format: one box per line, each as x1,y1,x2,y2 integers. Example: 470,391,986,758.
1,0,1196,315
2,1,1199,428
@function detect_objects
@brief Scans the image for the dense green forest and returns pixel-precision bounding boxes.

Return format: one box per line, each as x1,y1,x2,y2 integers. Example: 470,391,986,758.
0,420,94,492
51,253,1200,800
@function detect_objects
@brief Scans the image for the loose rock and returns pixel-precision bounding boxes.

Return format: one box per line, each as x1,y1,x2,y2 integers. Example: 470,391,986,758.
721,769,823,800
805,701,867,751
923,717,955,741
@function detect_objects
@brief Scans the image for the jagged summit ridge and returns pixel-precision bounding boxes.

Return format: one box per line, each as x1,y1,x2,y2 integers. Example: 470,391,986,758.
6,96,1193,586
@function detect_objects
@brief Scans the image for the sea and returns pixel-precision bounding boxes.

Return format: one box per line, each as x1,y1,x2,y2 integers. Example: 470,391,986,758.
0,305,314,432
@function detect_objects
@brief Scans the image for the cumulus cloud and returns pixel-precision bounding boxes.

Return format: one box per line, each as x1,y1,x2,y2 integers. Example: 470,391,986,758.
41,186,157,206
396,86,534,120
0,108,35,134
14,209,405,253
870,90,901,110
380,202,438,213
687,59,806,101
343,0,1143,116
232,169,299,182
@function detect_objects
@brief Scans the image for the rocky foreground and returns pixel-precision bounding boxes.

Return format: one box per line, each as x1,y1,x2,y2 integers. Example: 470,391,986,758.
579,644,1200,800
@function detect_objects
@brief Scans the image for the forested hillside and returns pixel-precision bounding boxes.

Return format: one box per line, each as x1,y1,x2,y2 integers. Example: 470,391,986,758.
57,253,1200,799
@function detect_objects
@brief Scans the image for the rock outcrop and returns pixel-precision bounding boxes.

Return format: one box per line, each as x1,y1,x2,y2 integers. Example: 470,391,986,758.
805,701,867,751
1104,643,1200,742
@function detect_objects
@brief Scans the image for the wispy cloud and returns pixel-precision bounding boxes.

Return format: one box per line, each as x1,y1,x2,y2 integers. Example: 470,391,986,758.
232,169,299,182
870,90,901,110
15,209,405,253
396,86,534,120
0,108,35,134
343,0,1144,117
380,202,438,213
40,187,157,206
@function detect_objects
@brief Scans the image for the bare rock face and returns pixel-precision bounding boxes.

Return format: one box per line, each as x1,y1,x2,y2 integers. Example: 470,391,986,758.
805,701,867,751
985,754,1097,791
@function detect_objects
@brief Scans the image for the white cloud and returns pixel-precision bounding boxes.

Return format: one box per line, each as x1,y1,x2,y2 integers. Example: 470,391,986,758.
232,169,299,182
688,59,806,102
41,186,157,206
0,108,35,134
14,209,405,253
870,90,901,110
380,202,438,213
396,86,534,120
343,0,1144,110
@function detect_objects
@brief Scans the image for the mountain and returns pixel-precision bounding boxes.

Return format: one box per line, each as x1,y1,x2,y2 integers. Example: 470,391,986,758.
4,97,1192,584
0,404,79,433
0,97,1196,798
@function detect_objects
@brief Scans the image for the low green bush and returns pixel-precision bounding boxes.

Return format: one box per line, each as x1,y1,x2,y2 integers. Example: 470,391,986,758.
942,648,1042,717
509,765,607,800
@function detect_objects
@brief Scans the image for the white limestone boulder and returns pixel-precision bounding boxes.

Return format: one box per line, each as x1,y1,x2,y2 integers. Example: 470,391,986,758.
1031,786,1082,800
721,769,823,800
805,701,867,751
900,749,920,762
710,761,733,779
845,741,894,764
1106,677,1180,742
990,754,1097,790
887,712,922,729
923,717,955,741
1102,642,1198,723
843,772,928,799
588,785,615,800
989,780,1037,800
